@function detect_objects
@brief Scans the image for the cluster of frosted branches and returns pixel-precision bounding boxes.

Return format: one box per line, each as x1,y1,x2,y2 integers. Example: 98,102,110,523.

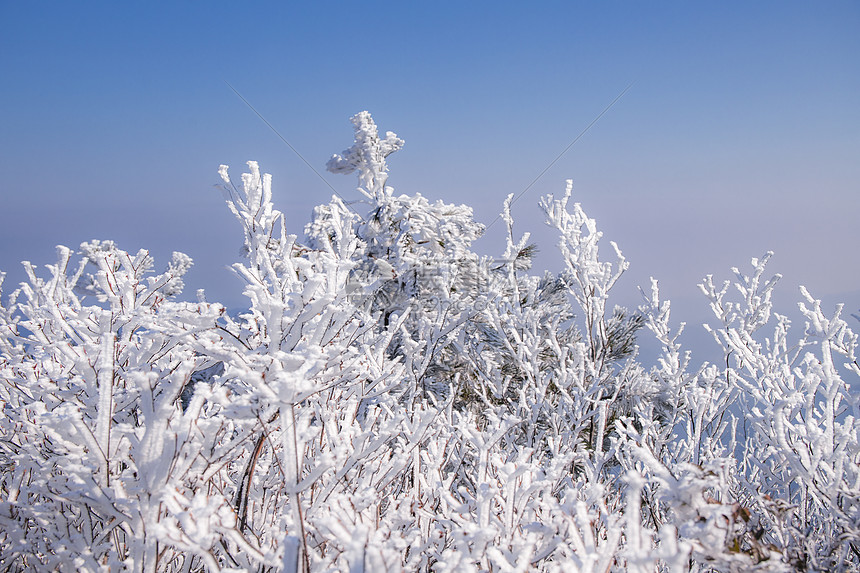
0,112,857,572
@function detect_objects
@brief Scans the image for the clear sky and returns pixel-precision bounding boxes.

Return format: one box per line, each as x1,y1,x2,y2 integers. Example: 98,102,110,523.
1,1,858,350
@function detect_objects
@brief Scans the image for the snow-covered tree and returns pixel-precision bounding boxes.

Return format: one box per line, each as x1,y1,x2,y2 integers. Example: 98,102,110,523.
0,111,857,572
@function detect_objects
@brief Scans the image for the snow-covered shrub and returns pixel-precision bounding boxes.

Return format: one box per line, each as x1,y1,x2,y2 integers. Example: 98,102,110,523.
0,243,227,570
0,111,857,572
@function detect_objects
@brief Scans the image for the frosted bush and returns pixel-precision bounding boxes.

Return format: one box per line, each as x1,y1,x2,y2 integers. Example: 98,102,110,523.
0,112,857,571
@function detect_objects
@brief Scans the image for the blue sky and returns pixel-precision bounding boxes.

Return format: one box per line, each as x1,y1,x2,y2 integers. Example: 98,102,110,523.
1,1,858,348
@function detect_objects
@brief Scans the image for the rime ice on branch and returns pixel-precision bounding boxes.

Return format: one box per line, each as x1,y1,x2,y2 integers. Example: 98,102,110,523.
326,111,404,200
